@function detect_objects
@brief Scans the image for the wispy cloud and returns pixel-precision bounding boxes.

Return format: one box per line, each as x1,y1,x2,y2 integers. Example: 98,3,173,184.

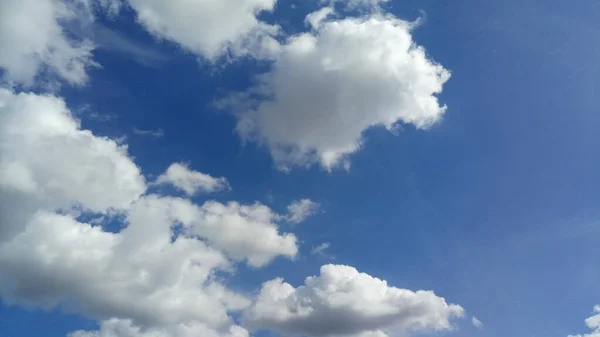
311,242,330,256
133,127,164,138
92,24,168,68
66,20,168,68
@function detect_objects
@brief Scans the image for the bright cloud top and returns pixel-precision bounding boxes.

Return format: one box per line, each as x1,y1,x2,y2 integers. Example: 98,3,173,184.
154,162,230,196
569,305,600,337
244,264,465,337
235,8,450,170
0,0,95,86
119,0,279,60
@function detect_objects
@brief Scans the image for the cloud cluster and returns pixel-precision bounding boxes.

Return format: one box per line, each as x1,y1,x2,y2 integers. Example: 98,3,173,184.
0,0,279,86
0,2,466,337
0,88,465,337
0,89,295,337
569,306,600,337
244,264,465,337
1,0,450,171
234,8,450,170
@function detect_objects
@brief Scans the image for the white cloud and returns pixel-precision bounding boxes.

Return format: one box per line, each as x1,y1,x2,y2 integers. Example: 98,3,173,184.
472,316,483,329
0,89,145,241
0,0,96,86
70,319,249,337
0,209,231,323
286,199,320,224
305,7,334,29
243,264,465,337
569,305,600,337
235,10,449,170
119,0,279,60
310,242,330,256
131,196,298,267
189,200,298,267
0,194,297,336
0,89,298,337
154,163,229,196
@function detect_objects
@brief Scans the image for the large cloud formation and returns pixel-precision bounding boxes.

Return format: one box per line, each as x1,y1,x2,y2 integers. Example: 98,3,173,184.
0,2,466,337
244,264,465,337
235,8,450,170
0,87,466,337
0,89,296,337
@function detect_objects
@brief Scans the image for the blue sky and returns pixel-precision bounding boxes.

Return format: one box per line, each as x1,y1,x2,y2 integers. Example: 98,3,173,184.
1,1,599,337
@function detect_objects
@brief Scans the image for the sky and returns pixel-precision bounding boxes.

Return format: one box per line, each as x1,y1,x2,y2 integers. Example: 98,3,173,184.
0,0,599,337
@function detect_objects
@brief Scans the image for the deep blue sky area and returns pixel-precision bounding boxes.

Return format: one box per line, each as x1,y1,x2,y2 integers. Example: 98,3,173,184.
1,1,599,337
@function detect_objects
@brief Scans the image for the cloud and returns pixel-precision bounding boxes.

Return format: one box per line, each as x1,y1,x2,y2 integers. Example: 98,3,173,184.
0,88,145,241
164,197,299,267
243,264,465,337
472,316,483,329
327,0,389,11
569,305,600,337
91,24,168,68
234,9,449,170
0,195,297,333
305,7,334,29
310,242,330,256
0,89,297,337
70,319,249,337
154,163,229,196
133,127,165,138
286,199,320,224
114,0,280,60
0,0,96,86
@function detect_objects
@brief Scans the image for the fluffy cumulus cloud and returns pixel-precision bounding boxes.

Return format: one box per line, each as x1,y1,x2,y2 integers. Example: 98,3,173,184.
235,9,450,170
286,199,320,224
154,163,230,196
0,0,95,86
244,264,465,337
569,306,600,337
0,88,145,241
158,197,298,267
112,0,279,60
0,89,298,337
